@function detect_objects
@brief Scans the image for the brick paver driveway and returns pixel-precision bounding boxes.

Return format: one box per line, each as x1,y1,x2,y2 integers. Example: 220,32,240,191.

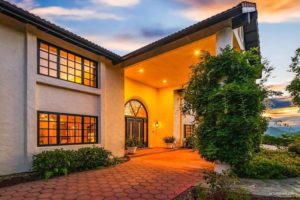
0,148,214,200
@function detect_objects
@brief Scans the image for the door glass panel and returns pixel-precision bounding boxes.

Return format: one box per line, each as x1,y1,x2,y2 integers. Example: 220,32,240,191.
124,100,147,118
125,100,148,147
136,107,147,118
125,103,135,116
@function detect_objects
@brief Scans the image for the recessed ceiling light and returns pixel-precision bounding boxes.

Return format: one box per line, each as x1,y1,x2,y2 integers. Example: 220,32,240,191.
162,79,167,84
138,68,144,73
194,50,200,56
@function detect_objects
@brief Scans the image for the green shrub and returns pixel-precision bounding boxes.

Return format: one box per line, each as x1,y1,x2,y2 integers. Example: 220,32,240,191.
32,146,113,179
287,47,300,107
235,150,300,179
184,134,199,149
75,147,111,170
194,171,250,200
32,149,75,179
184,137,193,148
288,143,300,155
183,47,268,167
262,134,294,146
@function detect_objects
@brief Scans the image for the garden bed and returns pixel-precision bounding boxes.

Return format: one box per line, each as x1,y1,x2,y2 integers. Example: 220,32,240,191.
235,150,300,179
175,186,298,200
0,147,130,188
0,172,39,188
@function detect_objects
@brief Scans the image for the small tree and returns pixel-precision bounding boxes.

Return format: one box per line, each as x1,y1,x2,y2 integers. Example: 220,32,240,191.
286,48,300,106
183,47,268,168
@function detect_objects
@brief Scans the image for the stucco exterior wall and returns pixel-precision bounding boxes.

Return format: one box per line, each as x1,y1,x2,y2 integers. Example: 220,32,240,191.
101,62,124,157
0,23,26,175
124,77,180,147
36,84,99,115
124,77,158,147
0,16,125,175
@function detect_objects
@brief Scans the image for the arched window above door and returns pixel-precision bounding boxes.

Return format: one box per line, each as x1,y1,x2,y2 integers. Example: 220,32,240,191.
124,100,147,118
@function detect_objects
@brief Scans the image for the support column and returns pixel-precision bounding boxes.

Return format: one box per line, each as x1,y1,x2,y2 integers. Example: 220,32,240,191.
101,60,125,157
216,27,233,54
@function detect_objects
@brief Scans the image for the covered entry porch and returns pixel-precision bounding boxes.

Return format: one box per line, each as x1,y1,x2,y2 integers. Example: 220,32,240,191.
120,2,258,149
122,31,244,148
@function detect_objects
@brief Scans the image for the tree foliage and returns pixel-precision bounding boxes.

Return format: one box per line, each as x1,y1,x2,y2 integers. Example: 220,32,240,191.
183,47,268,167
286,48,300,106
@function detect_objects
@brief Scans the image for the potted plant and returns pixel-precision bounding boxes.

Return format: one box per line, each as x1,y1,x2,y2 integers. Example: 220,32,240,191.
126,138,138,154
163,136,176,149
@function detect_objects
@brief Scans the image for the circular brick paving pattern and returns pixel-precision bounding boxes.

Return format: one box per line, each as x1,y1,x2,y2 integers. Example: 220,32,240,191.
0,149,214,200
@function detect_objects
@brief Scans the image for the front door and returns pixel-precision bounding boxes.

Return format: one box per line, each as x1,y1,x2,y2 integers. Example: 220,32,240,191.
125,117,147,147
124,100,148,147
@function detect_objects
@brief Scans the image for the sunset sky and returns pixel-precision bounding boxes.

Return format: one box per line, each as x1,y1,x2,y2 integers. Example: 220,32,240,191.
9,0,300,92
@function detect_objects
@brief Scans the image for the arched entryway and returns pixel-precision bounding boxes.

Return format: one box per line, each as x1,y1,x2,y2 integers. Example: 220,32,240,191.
124,100,148,147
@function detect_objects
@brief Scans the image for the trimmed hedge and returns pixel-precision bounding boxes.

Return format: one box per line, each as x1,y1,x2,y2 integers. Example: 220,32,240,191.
235,150,300,179
32,146,115,179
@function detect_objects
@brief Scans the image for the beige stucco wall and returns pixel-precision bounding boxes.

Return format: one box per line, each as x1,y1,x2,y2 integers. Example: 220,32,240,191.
0,23,27,175
36,84,99,115
0,15,124,175
101,61,125,157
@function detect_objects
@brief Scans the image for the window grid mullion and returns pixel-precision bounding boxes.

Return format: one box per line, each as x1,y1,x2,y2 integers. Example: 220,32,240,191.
47,114,50,145
67,52,69,83
96,62,99,88
47,45,50,76
57,114,60,145
81,60,84,85
57,48,60,79
66,114,69,144
82,116,84,144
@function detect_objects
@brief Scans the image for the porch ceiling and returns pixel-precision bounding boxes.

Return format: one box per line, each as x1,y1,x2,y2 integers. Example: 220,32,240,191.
124,34,216,89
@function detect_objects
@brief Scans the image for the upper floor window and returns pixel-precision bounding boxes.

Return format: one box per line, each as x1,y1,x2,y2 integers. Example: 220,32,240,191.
38,41,98,88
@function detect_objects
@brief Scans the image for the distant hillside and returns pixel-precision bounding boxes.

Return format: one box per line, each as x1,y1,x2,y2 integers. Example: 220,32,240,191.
266,126,300,137
267,97,293,109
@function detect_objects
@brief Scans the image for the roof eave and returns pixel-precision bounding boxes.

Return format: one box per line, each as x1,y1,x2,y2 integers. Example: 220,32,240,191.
121,1,258,62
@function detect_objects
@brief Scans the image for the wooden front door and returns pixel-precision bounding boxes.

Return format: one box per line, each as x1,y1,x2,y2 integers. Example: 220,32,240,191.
125,117,148,147
124,100,148,147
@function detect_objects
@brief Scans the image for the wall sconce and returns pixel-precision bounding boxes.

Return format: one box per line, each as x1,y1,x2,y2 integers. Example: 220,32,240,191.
154,121,160,129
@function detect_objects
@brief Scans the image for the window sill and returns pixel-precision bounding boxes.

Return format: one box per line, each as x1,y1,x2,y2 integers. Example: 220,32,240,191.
36,75,101,95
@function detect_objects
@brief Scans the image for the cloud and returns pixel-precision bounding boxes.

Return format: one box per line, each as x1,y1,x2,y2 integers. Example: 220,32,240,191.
84,34,153,54
140,27,177,38
30,6,123,21
176,0,300,23
9,0,36,9
91,0,140,7
266,83,290,97
267,83,288,91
